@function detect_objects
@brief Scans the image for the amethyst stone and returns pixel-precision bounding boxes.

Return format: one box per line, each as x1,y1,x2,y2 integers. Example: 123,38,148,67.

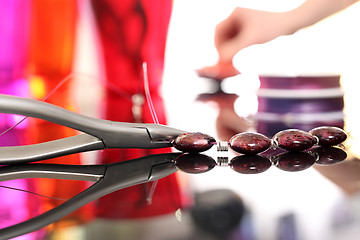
173,132,216,153
309,126,347,146
273,129,317,151
229,132,271,154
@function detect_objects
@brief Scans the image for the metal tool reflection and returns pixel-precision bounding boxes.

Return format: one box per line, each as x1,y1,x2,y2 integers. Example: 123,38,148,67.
0,153,181,240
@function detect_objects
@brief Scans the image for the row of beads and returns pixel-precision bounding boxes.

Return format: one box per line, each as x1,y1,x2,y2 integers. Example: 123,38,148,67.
172,126,347,155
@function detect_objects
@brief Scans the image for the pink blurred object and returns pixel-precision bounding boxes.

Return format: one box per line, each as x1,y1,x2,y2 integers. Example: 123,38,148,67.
0,1,45,239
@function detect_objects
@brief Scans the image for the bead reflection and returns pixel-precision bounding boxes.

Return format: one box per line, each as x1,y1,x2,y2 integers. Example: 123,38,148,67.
273,151,316,172
311,146,347,165
230,155,272,174
174,146,348,175
174,153,217,174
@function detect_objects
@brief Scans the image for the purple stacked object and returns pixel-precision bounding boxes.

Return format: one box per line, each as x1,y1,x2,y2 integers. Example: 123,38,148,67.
255,75,344,137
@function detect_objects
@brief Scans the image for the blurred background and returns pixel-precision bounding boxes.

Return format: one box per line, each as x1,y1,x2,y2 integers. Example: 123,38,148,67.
162,1,360,240
1,0,360,239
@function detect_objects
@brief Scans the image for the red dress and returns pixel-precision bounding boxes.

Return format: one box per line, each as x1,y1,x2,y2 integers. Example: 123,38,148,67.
91,0,188,218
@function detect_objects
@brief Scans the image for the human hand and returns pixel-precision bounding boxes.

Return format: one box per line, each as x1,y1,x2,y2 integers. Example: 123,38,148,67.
216,108,254,142
196,61,240,81
197,93,254,141
198,7,290,80
215,7,290,64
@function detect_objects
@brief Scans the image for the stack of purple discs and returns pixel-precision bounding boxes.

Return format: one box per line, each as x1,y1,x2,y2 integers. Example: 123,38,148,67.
255,74,345,137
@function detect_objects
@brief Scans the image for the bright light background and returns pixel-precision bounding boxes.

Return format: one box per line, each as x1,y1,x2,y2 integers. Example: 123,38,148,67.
74,1,360,239
162,1,360,240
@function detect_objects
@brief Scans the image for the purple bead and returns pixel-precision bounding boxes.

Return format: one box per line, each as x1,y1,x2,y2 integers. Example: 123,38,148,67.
273,129,317,151
229,132,271,154
311,146,347,165
175,153,216,174
274,152,316,172
309,126,347,146
230,155,272,174
173,132,216,153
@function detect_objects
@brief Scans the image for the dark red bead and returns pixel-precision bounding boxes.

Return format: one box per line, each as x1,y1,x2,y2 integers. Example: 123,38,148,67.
309,126,347,146
311,146,347,165
173,132,216,153
230,155,272,174
229,132,271,154
273,129,317,151
274,151,316,172
174,153,216,174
